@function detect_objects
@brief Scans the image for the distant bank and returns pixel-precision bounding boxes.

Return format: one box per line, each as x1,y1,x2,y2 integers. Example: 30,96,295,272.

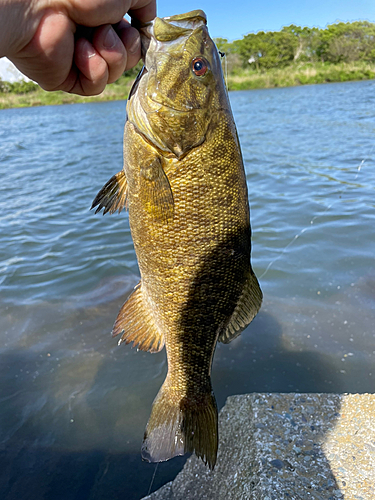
0,61,374,110
226,61,375,91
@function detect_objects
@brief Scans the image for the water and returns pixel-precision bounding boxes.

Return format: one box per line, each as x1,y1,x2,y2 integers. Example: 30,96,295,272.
0,80,374,499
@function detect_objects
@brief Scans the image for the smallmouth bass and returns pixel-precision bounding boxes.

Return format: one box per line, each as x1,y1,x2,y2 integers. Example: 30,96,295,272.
92,10,262,469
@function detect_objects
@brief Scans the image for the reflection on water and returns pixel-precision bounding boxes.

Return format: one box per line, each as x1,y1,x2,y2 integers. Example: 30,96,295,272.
0,80,375,499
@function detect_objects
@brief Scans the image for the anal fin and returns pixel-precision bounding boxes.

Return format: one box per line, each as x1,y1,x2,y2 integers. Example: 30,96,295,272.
112,283,165,353
219,269,262,344
91,170,128,215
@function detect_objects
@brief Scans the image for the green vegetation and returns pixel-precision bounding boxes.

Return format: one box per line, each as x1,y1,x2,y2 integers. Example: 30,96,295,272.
226,61,375,90
1,21,375,109
218,20,375,69
216,20,375,89
0,73,136,109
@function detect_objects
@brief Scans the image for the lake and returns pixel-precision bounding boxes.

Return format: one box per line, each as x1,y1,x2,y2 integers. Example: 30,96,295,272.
0,80,374,499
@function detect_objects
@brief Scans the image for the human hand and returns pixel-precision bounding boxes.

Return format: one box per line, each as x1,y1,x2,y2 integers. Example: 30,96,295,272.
1,0,156,96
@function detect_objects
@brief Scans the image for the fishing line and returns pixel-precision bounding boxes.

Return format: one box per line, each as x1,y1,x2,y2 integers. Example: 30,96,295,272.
258,146,373,281
147,463,159,496
218,49,228,92
225,53,228,91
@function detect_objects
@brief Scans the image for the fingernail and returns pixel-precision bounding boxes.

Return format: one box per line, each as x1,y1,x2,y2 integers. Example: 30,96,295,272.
84,40,97,58
103,26,117,49
128,33,140,54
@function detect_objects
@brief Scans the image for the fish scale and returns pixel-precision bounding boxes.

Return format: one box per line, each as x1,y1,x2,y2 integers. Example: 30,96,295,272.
91,10,262,469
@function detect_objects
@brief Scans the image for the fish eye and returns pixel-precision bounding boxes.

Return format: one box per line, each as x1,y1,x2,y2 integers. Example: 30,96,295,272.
192,57,208,77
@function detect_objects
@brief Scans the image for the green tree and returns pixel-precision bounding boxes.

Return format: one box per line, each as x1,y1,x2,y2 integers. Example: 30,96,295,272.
281,25,321,62
213,38,243,73
234,21,375,70
213,37,231,55
237,30,298,70
0,78,12,93
0,78,38,94
317,21,375,63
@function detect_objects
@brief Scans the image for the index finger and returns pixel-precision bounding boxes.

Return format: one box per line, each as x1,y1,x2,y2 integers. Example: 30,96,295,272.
67,0,156,27
129,0,156,24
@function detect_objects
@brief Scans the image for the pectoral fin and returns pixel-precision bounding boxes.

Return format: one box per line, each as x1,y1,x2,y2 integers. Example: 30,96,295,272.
218,270,262,344
91,170,128,215
140,158,174,223
112,282,165,353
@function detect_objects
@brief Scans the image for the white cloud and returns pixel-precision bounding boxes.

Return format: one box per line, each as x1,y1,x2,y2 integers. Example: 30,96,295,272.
0,58,30,83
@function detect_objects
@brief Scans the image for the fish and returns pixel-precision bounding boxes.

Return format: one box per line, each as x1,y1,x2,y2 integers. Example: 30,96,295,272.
91,10,262,469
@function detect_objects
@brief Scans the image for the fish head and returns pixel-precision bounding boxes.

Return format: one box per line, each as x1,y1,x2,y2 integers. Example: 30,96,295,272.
127,10,228,158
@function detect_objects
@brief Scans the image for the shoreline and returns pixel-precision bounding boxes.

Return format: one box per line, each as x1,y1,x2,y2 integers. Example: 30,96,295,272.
1,62,374,110
226,61,375,91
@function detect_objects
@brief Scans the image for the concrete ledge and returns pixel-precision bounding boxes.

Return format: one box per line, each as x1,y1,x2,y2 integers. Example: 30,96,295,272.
143,393,375,500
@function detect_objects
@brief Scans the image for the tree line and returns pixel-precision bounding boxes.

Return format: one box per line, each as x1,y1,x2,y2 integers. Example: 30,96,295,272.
215,21,375,71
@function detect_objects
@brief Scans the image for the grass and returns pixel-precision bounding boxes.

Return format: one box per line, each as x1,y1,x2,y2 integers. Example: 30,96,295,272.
0,75,135,110
226,61,375,91
1,61,375,109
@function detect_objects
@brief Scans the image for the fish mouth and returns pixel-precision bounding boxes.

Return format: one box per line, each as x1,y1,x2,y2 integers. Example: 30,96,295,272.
133,10,207,48
133,12,206,63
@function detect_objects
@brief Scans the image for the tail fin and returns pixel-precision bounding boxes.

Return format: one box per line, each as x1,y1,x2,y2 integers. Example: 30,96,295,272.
141,383,218,469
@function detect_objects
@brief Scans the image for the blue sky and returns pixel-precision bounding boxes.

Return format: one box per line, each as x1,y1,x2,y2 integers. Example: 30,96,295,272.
156,0,375,40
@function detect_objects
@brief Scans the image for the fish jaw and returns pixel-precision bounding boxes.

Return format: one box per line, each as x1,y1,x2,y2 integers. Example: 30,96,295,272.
136,10,207,62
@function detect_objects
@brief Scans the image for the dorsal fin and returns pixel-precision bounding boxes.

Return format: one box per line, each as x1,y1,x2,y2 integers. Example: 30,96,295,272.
91,170,128,215
218,270,262,344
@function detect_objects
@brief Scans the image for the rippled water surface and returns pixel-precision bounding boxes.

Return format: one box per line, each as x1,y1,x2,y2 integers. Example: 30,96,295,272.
1,80,374,499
